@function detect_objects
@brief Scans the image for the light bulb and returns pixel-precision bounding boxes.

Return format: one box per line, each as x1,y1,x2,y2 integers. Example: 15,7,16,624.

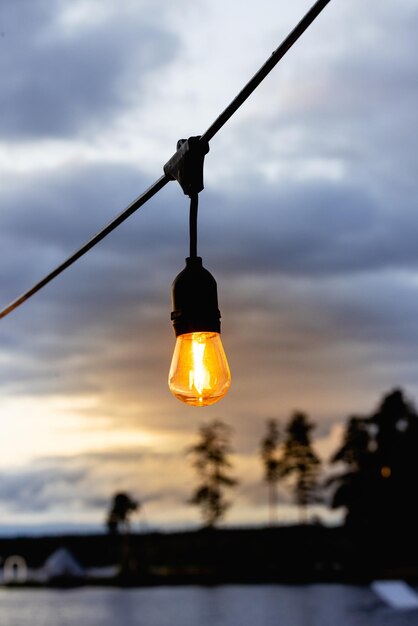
169,331,231,406
169,256,231,407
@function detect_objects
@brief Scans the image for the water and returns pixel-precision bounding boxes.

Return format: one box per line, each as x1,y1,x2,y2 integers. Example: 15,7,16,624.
0,585,417,626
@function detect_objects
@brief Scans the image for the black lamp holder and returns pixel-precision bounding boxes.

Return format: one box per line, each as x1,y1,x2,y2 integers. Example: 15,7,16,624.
170,256,221,337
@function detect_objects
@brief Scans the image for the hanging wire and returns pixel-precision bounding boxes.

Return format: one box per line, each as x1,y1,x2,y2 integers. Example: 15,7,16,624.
0,0,332,320
200,0,332,144
189,194,199,259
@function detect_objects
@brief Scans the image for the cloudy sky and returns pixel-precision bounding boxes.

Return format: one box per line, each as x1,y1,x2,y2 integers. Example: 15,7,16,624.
0,0,417,534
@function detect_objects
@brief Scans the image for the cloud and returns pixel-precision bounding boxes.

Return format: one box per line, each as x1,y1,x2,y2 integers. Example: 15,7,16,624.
1,161,417,431
0,1,178,139
0,446,199,528
0,463,88,514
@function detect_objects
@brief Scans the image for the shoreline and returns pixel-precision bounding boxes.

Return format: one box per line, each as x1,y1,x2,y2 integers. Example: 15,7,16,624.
1,525,418,588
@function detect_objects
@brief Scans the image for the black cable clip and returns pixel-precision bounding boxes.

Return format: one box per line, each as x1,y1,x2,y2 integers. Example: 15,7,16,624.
163,136,210,197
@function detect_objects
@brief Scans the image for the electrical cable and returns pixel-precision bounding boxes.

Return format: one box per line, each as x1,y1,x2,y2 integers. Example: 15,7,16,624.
189,194,199,259
0,0,332,320
0,175,170,319
199,0,332,144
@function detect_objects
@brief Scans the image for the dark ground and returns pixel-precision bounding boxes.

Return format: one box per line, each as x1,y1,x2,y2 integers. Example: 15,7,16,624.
1,525,417,586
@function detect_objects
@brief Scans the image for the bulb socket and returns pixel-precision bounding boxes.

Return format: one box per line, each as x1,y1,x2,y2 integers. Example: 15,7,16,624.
171,257,221,337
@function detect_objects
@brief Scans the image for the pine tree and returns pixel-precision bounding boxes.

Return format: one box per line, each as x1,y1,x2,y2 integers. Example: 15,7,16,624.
329,388,418,533
188,420,238,527
260,419,281,525
281,411,321,523
327,416,372,523
106,492,139,534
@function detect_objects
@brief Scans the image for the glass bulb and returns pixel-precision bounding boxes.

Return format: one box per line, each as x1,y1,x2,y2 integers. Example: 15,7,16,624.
168,332,231,406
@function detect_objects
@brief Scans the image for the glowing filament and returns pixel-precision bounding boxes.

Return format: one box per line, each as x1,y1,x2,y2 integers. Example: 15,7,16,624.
169,332,231,406
189,339,210,395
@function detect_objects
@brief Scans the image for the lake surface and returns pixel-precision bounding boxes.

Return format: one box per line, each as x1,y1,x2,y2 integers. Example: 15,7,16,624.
1,584,417,626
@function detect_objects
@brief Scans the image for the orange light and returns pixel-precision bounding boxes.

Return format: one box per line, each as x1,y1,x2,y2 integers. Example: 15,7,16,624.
381,466,391,478
168,331,231,406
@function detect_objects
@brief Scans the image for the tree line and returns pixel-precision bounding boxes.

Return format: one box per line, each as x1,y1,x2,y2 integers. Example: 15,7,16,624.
107,387,418,534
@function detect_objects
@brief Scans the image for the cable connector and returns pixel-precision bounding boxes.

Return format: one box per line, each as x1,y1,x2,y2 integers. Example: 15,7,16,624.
164,136,210,197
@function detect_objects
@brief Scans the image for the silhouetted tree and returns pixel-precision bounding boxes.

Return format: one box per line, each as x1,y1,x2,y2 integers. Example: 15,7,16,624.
260,419,282,525
327,416,372,522
281,411,321,523
331,416,370,469
188,420,238,527
106,492,139,535
329,388,418,534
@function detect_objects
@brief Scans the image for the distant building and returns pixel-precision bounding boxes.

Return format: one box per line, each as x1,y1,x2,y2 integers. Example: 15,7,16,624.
39,547,85,583
2,555,28,584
